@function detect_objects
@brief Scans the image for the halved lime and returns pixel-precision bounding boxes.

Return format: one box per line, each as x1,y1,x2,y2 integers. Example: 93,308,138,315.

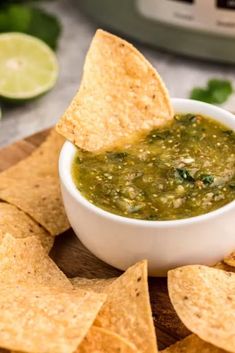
0,32,58,101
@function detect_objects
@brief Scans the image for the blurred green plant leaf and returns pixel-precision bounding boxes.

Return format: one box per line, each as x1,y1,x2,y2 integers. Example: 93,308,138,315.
190,79,233,105
0,4,61,49
0,4,31,32
207,79,233,104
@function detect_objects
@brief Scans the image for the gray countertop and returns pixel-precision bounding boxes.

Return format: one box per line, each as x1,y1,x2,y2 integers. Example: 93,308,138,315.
0,0,235,147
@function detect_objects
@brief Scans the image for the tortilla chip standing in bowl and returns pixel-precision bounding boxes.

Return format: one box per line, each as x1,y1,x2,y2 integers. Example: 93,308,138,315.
168,265,235,353
56,29,173,152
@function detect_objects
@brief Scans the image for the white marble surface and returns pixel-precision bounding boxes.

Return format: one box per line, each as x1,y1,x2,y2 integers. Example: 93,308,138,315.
0,0,235,147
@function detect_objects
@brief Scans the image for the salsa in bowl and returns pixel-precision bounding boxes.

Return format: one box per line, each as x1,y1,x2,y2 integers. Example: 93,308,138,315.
59,99,235,276
72,114,235,221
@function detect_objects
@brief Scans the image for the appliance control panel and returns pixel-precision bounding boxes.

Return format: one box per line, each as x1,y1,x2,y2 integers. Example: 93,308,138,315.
137,0,235,36
217,0,235,9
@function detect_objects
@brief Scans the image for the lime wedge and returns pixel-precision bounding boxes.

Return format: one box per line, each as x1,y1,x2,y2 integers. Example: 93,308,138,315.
0,32,58,101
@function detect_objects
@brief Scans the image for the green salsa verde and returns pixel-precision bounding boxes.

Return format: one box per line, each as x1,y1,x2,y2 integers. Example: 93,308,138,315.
72,114,235,221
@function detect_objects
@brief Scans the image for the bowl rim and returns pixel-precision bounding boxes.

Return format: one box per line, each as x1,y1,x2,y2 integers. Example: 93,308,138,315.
59,98,235,228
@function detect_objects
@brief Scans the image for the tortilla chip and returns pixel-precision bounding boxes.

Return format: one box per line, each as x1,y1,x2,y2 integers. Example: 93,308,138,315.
0,233,71,288
168,265,235,353
30,129,65,177
160,334,227,353
77,326,137,353
0,129,64,187
0,203,53,252
0,284,106,353
0,234,106,353
94,260,158,353
0,176,69,235
71,277,115,293
0,130,69,235
224,251,235,267
56,29,173,152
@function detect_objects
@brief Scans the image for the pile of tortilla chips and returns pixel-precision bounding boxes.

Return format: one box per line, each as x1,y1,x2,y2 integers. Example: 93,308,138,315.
0,129,69,238
0,28,234,353
0,234,157,353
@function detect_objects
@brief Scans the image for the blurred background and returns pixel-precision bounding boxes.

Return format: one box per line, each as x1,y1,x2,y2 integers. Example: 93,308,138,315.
0,0,235,147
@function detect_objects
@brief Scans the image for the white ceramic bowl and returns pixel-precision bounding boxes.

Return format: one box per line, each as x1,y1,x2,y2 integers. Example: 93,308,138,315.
59,98,235,276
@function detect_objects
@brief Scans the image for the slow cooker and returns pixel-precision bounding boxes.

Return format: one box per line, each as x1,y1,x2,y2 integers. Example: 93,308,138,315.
78,0,235,64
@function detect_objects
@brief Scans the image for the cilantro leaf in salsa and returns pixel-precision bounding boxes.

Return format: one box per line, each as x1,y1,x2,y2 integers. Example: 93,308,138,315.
147,129,171,144
175,168,195,182
190,79,233,105
0,4,61,49
201,175,214,185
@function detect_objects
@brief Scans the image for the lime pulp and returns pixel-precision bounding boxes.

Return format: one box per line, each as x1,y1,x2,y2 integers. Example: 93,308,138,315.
0,32,58,101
